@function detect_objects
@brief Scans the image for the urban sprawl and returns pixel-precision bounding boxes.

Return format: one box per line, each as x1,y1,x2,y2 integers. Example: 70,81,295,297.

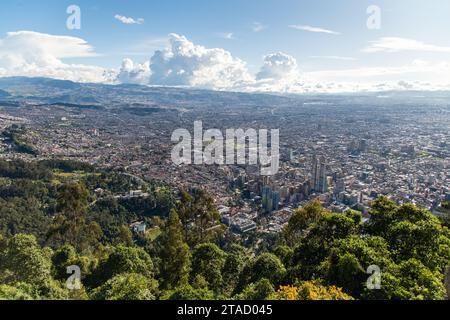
0,80,449,239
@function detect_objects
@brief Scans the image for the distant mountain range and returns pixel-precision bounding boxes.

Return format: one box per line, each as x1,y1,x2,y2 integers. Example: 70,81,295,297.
0,89,10,98
0,76,449,109
0,76,297,109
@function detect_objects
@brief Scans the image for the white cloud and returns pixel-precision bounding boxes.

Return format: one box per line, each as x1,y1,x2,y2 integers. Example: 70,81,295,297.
256,52,298,80
0,31,110,83
289,25,340,35
116,58,150,84
147,33,253,90
252,22,267,32
120,35,301,91
118,35,450,93
0,31,96,59
216,32,235,40
114,15,144,25
363,37,450,53
306,60,450,81
2,31,449,93
301,60,450,92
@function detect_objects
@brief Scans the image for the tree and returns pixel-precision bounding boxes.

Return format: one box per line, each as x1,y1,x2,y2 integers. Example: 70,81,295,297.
323,236,394,298
0,197,51,243
238,253,285,293
56,181,89,219
270,281,353,300
364,196,399,237
284,199,323,245
268,285,299,300
51,244,78,280
178,191,194,241
91,273,158,300
309,212,360,242
221,244,247,294
46,182,102,252
88,246,154,287
51,244,96,285
273,245,294,267
384,211,446,271
0,283,34,300
0,234,69,299
165,284,214,300
366,200,450,273
396,258,446,300
0,234,52,287
289,212,359,281
325,253,366,297
236,278,274,300
177,190,225,246
157,210,191,289
275,281,354,300
191,243,226,294
112,225,134,247
440,211,450,229
362,259,446,300
387,220,440,264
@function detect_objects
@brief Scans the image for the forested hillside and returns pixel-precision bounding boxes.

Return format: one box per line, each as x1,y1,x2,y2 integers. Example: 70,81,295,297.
0,159,449,300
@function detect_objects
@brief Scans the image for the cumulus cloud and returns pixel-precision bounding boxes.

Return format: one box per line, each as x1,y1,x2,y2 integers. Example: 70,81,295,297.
2,30,448,93
119,36,302,92
363,37,450,53
147,33,253,89
289,25,340,35
114,15,144,25
116,58,150,84
0,31,110,83
256,52,298,80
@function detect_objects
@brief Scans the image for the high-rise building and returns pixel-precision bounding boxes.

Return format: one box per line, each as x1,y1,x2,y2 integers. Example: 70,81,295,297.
335,177,345,195
272,191,280,211
262,185,273,213
312,154,318,190
312,155,328,193
359,139,368,152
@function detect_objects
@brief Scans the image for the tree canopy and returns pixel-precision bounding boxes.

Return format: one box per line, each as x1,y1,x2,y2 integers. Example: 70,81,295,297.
0,159,449,300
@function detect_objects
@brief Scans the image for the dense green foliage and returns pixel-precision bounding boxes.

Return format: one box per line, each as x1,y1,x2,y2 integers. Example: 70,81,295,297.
1,126,39,156
0,159,449,300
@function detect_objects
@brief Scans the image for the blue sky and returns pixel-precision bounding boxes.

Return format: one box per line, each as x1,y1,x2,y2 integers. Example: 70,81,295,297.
1,0,450,92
